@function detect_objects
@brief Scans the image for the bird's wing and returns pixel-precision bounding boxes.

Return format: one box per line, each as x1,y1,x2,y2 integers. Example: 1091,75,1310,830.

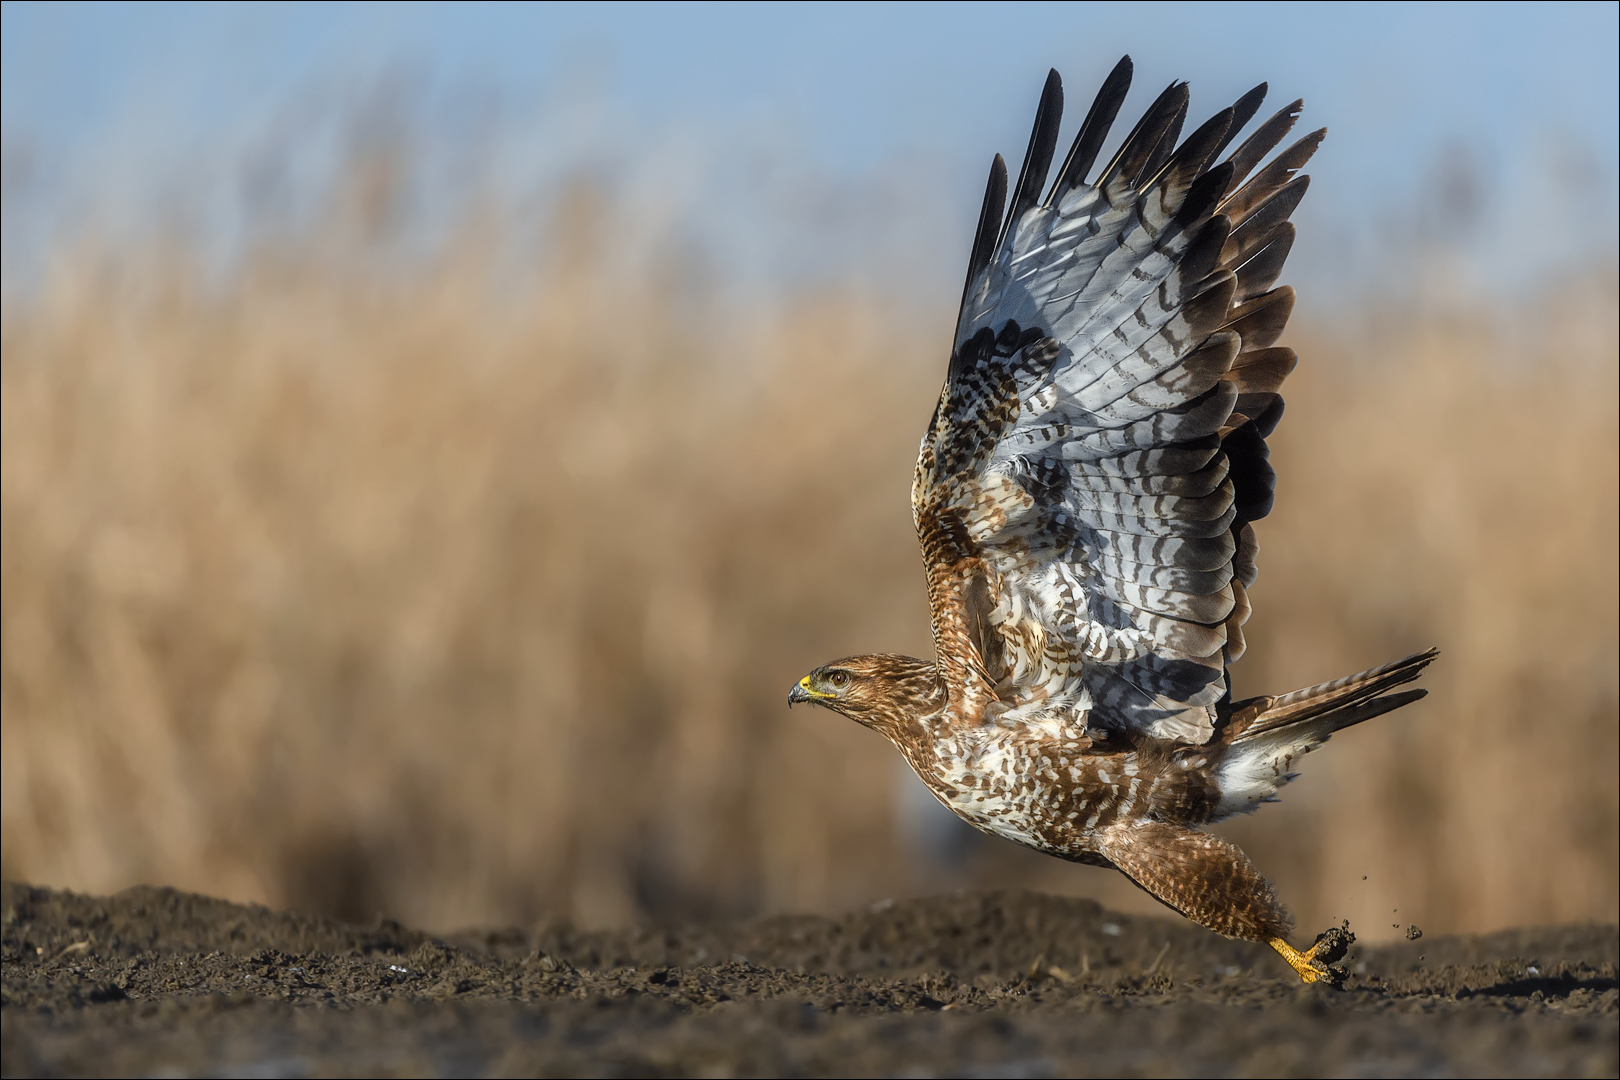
914,58,1320,744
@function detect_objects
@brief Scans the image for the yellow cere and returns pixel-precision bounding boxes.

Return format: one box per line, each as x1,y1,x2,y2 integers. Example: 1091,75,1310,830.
801,675,836,699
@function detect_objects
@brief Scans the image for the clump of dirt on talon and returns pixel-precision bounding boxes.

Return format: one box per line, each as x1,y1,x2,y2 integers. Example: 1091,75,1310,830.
1405,925,1423,941
1312,923,1356,965
1310,923,1357,987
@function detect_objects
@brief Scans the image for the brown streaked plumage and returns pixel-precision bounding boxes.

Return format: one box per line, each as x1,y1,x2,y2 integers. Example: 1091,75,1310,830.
789,58,1437,986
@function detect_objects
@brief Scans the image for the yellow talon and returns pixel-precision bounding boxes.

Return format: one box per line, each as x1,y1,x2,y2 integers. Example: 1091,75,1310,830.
1269,936,1327,984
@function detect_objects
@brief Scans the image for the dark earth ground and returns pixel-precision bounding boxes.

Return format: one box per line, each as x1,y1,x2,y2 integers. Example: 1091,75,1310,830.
2,882,1615,1078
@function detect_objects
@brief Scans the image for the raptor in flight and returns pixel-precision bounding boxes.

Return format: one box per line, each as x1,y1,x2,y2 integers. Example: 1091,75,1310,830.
789,58,1436,984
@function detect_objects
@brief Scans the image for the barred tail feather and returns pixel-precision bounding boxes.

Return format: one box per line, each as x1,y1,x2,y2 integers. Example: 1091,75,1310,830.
1209,648,1438,818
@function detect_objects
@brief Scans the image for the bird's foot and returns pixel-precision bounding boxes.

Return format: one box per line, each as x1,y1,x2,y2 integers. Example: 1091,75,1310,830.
1268,924,1355,988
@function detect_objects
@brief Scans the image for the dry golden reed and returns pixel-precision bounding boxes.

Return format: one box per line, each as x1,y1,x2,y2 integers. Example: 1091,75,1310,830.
3,190,1615,940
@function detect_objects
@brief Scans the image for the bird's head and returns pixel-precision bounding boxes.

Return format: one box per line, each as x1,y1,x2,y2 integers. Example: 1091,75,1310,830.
787,653,940,738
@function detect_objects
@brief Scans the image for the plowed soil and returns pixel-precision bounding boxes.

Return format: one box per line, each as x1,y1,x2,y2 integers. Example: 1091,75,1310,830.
2,882,1615,1078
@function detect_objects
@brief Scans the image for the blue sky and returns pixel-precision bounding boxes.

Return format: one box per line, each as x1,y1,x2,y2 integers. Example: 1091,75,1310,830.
4,1,1617,301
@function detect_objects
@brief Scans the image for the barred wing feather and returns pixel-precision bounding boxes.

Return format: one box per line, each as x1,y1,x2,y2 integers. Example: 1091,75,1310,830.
913,57,1320,744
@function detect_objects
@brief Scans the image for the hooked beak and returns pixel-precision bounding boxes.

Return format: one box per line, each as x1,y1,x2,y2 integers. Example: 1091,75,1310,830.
787,676,815,707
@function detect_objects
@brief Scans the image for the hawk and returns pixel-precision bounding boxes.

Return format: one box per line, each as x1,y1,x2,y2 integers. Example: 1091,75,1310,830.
789,58,1436,985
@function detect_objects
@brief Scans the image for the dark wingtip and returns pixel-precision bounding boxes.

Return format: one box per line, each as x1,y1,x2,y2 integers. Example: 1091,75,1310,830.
1147,104,1234,195
1211,82,1269,164
1049,54,1133,201
1227,99,1306,188
959,153,1008,317
999,70,1065,250
1135,93,1191,188
1097,79,1190,192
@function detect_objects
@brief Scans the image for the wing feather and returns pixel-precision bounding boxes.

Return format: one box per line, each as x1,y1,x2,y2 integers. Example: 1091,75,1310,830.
1210,83,1269,163
1225,100,1305,189
916,63,1315,744
1222,177,1310,266
1222,287,1295,352
958,157,1008,321
1237,126,1325,195
999,70,1065,250
1050,56,1134,197
1232,224,1295,301
1096,82,1190,192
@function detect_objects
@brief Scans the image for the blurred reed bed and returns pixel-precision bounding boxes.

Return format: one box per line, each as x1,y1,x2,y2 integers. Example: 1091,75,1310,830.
2,185,1615,939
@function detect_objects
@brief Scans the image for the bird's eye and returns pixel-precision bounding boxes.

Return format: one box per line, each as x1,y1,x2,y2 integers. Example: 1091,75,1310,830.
828,671,850,688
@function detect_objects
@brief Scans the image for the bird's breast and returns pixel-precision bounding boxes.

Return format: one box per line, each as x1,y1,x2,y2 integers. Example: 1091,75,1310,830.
911,730,1160,857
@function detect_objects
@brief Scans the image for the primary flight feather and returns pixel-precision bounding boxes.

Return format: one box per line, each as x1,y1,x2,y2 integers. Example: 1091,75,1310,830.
789,57,1437,985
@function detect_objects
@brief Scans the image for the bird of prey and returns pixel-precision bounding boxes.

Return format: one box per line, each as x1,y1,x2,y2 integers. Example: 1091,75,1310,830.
789,58,1436,985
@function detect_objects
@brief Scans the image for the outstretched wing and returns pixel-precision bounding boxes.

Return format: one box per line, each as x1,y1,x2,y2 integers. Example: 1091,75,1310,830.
914,58,1320,744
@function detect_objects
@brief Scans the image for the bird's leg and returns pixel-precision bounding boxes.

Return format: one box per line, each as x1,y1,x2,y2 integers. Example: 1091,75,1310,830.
1095,821,1358,987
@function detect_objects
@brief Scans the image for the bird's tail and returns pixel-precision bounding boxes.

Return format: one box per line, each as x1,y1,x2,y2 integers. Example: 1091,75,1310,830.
1208,648,1439,820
